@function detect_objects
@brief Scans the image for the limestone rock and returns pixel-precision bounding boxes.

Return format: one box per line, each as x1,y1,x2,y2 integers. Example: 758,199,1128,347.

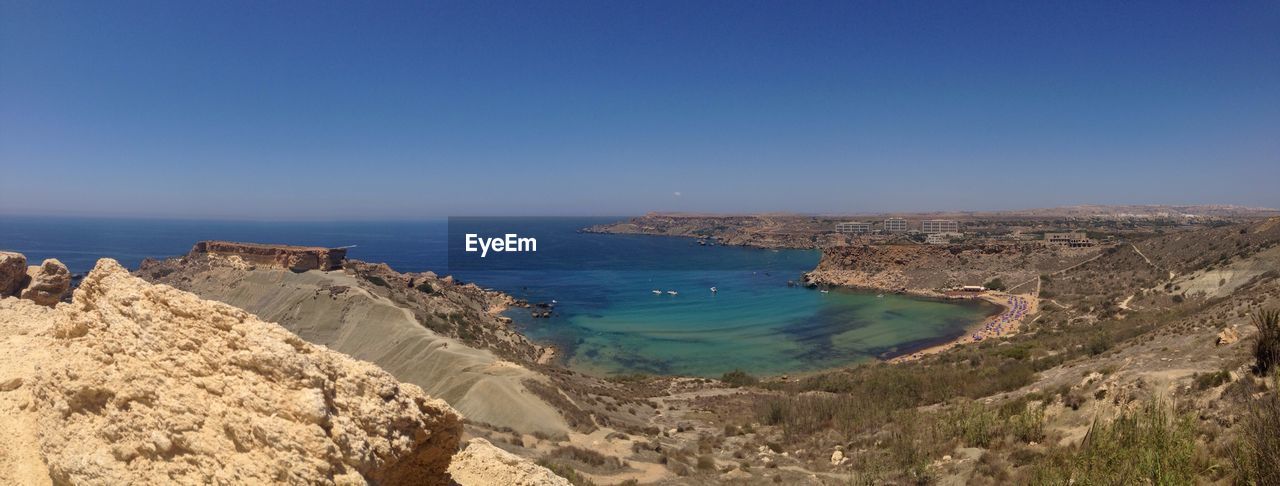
1216,326,1240,346
19,258,69,306
0,376,22,391
25,259,462,485
0,251,26,297
447,439,570,486
720,468,751,480
830,449,844,465
189,241,346,271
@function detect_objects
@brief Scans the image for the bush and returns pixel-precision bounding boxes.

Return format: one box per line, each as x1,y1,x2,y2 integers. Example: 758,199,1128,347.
1009,403,1046,443
721,369,760,387
1252,309,1280,375
1030,400,1198,484
551,445,614,468
413,281,436,294
1063,393,1086,411
1233,378,1280,483
984,278,1007,291
1192,370,1231,390
696,455,716,471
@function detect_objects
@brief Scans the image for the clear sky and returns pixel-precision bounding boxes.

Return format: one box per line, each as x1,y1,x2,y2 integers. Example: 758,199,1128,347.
1,1,1277,219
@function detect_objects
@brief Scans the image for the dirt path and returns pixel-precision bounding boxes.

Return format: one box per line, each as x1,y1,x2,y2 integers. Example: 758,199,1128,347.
1119,294,1135,311
1130,243,1154,266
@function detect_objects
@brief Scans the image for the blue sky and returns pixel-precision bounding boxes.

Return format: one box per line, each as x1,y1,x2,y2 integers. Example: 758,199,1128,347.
1,1,1277,219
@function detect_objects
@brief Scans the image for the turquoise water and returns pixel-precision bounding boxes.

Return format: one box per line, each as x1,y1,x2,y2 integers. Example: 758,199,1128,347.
514,271,993,376
0,216,995,377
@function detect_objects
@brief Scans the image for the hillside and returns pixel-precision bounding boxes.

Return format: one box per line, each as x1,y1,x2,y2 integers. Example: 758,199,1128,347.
686,217,1280,484
807,243,1097,294
137,251,570,437
0,257,571,485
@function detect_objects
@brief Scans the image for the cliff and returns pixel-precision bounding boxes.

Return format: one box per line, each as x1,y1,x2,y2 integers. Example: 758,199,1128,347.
190,240,347,271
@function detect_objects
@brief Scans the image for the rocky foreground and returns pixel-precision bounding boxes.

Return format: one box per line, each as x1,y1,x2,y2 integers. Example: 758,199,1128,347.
0,256,567,485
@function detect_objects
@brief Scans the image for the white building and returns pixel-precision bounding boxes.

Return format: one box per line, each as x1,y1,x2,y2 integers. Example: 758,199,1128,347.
835,222,871,234
883,218,908,232
921,220,959,234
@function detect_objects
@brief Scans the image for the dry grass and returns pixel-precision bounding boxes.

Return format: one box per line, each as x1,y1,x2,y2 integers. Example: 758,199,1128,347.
1029,400,1201,485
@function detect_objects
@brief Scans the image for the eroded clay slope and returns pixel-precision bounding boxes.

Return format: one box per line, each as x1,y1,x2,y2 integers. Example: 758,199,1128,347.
139,258,570,437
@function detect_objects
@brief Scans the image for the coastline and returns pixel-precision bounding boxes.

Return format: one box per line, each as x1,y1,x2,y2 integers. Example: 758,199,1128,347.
887,291,1039,363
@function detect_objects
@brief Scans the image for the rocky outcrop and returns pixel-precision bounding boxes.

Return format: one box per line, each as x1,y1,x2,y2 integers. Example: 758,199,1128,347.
1216,326,1240,346
0,252,25,297
1,258,464,484
19,259,69,307
190,241,346,271
447,439,571,486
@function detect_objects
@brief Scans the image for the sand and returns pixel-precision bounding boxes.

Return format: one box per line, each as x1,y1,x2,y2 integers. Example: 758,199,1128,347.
889,291,1039,363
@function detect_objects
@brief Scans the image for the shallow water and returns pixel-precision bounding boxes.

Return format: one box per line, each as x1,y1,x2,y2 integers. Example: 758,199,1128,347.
0,216,995,377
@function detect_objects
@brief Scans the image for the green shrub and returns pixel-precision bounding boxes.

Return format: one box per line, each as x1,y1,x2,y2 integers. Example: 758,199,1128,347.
1030,400,1197,485
721,369,759,387
1009,403,1046,443
1232,378,1280,483
1192,370,1231,391
551,445,612,467
1252,309,1280,375
946,402,999,447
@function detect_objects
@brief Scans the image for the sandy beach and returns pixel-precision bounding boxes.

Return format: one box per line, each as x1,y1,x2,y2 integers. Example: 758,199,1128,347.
889,291,1039,363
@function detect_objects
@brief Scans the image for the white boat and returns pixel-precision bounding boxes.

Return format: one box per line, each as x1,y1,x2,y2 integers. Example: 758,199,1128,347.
820,289,830,294
667,290,678,295
652,290,662,294
710,286,717,293
877,294,884,298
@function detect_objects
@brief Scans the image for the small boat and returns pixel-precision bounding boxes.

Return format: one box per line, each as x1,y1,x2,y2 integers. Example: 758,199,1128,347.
820,289,830,294
652,290,662,294
710,286,717,293
667,290,679,295
877,294,884,298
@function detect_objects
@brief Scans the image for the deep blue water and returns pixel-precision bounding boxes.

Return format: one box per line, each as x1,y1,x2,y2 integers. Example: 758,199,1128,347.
0,216,992,377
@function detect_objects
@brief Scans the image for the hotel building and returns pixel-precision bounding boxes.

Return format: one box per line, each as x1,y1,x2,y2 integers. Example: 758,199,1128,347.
921,219,960,234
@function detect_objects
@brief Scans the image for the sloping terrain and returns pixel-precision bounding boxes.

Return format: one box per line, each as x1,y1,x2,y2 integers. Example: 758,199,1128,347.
138,255,570,437
0,259,463,485
681,217,1280,484
808,243,1096,293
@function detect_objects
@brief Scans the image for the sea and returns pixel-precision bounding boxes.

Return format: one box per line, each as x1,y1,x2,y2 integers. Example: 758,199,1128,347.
0,215,995,377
